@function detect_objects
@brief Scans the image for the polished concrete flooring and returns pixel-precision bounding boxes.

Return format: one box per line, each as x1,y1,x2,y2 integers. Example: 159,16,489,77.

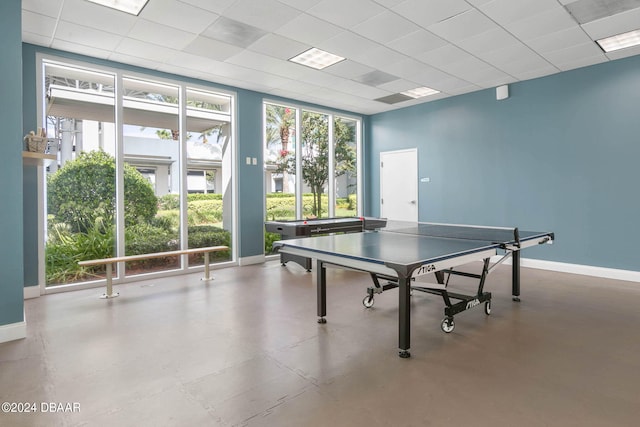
1,260,639,426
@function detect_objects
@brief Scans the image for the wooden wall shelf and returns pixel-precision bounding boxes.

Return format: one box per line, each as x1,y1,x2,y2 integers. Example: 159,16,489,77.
22,151,56,166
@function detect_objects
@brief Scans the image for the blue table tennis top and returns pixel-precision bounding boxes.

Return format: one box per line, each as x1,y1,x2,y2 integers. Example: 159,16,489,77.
273,223,552,270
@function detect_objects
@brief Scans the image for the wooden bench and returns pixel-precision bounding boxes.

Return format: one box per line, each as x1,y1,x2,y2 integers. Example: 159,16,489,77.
78,246,228,299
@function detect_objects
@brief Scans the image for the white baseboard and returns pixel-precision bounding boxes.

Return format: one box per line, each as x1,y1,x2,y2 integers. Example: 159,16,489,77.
0,319,26,343
491,256,640,283
239,254,266,266
24,285,41,299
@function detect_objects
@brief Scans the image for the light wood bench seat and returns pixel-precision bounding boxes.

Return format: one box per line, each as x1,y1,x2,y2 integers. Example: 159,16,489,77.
78,246,228,299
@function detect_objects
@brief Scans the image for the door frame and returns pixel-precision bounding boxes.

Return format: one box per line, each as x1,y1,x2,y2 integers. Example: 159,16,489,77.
380,148,418,222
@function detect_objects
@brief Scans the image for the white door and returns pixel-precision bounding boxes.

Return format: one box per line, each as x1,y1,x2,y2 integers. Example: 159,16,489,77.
380,149,418,222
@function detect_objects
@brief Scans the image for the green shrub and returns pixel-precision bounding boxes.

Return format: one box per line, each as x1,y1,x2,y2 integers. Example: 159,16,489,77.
45,217,115,284
48,150,157,232
188,225,231,261
158,194,179,210
188,199,223,225
265,231,280,254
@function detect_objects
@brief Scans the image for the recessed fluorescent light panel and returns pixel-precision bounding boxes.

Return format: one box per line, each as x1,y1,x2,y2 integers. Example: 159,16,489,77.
596,29,640,52
289,48,345,70
86,0,149,16
401,86,440,98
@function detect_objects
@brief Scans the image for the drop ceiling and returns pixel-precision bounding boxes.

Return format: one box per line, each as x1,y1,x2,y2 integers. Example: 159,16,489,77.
22,0,640,115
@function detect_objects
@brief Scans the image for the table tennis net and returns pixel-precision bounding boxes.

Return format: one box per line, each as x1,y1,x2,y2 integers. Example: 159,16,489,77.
382,222,518,244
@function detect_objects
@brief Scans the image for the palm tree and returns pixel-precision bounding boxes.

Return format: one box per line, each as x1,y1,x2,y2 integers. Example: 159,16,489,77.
265,105,295,193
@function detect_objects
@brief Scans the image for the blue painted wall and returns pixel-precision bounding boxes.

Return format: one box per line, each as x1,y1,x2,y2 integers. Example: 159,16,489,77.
0,0,24,326
368,54,640,271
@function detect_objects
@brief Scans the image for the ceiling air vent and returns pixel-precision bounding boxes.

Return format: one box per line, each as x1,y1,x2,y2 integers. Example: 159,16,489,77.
564,0,640,24
374,93,413,104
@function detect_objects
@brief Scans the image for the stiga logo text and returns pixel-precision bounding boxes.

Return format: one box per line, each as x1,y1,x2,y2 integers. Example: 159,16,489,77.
466,299,480,309
414,264,436,276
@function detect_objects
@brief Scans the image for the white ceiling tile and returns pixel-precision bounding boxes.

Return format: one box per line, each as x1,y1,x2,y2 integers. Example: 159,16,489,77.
163,51,224,73
223,0,301,32
494,54,556,77
60,0,137,36
108,51,163,70
436,55,492,79
127,19,198,50
202,17,268,48
54,21,123,51
504,7,577,41
581,7,640,40
308,0,386,28
415,44,469,68
225,50,293,75
474,75,517,89
115,38,178,63
351,45,408,70
51,39,112,59
372,0,405,8
324,79,392,99
176,0,238,14
352,11,421,44
317,31,380,60
139,0,219,34
514,66,558,81
22,31,52,46
323,61,376,79
183,36,245,61
403,65,459,88
456,27,521,56
427,9,497,42
276,0,324,12
22,11,57,38
378,58,436,81
275,13,344,46
377,79,422,92
478,0,560,25
527,27,594,54
386,30,447,56
435,78,480,93
269,79,325,95
553,53,609,72
22,0,63,18
542,42,607,66
392,0,471,28
477,43,538,64
465,0,493,6
247,34,310,60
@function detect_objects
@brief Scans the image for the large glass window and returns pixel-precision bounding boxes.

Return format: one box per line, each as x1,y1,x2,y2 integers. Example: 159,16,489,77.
40,58,235,289
263,102,361,254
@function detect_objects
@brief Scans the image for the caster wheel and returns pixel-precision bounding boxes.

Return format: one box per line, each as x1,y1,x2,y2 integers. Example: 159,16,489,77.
441,317,455,333
318,317,327,324
512,296,521,302
362,296,374,308
484,301,491,315
398,350,411,358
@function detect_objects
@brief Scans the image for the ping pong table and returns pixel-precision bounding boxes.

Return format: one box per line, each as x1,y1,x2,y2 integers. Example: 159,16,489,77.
265,217,387,271
273,222,554,358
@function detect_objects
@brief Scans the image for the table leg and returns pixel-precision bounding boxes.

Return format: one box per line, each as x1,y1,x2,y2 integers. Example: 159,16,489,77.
202,252,212,281
100,262,119,299
317,260,327,323
398,275,411,358
512,250,521,302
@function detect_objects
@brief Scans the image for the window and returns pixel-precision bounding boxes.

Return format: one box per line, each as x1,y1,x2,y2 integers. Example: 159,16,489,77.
263,101,362,253
40,57,235,288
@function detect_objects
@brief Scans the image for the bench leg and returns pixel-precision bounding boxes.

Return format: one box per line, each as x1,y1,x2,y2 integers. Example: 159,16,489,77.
201,252,213,281
100,263,119,299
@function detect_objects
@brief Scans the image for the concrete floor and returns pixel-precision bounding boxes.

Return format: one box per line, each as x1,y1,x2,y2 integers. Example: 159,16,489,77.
1,260,639,426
